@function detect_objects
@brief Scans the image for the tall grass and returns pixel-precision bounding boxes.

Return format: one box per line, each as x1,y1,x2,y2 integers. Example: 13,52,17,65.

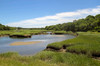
0,51,100,66
0,52,55,66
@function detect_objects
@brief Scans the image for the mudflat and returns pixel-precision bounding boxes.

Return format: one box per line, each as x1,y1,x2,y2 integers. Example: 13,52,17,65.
10,41,42,46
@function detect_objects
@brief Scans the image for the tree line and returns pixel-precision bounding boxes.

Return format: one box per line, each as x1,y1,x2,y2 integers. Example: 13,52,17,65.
0,24,16,30
0,24,45,30
45,14,100,32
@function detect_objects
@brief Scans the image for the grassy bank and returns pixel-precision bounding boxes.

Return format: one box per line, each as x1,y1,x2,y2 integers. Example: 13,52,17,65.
0,30,70,36
0,32,100,66
0,30,75,38
0,30,47,37
0,51,100,66
52,31,77,36
47,32,100,57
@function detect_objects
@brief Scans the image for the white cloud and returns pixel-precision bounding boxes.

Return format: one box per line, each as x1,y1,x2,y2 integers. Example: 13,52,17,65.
7,6,100,28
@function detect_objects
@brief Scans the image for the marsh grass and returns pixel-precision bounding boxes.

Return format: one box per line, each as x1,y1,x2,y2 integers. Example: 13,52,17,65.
0,30,47,36
0,52,54,66
47,32,100,57
66,32,100,57
0,51,100,66
1,32,100,66
52,31,76,35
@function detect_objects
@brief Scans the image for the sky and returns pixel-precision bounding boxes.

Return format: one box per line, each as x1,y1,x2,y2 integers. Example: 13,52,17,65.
0,0,100,28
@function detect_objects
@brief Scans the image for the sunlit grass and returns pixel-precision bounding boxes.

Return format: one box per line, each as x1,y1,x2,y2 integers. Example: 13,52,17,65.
0,51,100,66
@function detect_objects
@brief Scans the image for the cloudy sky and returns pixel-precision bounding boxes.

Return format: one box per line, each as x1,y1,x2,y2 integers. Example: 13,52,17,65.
0,0,100,28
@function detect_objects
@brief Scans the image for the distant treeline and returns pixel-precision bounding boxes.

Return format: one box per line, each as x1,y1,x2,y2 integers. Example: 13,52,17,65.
45,14,100,32
21,28,45,30
0,24,16,30
0,23,45,30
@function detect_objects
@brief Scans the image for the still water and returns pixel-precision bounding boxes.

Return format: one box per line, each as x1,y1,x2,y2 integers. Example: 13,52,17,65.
0,34,75,56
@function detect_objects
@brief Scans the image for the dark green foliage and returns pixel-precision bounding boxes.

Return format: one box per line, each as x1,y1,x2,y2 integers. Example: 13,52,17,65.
0,23,15,30
45,14,100,32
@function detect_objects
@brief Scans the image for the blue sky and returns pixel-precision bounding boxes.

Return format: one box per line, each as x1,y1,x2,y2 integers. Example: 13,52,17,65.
0,0,100,28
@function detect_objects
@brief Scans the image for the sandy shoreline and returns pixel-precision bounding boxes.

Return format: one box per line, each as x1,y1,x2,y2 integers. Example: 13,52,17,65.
52,35,65,37
10,41,42,46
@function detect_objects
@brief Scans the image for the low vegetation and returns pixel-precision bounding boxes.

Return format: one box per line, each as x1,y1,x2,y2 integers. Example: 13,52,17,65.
0,30,47,37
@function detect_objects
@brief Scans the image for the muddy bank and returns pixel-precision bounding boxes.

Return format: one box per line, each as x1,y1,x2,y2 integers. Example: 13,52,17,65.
46,44,71,51
0,34,9,37
46,44,100,59
9,35,32,38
